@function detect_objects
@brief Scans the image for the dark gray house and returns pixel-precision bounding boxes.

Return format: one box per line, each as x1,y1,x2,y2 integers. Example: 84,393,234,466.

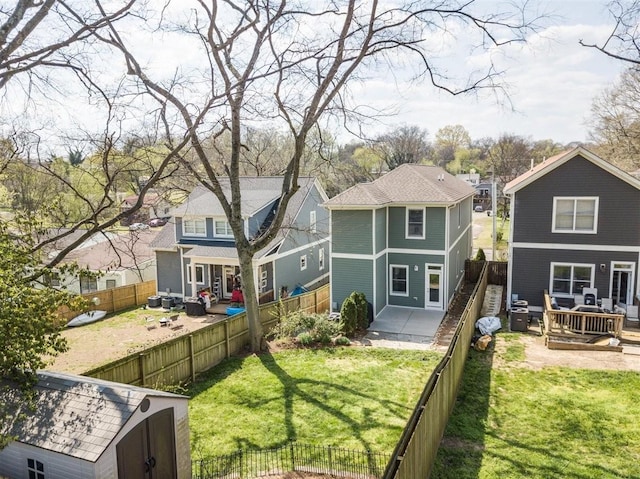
323,164,475,315
504,147,640,313
0,371,190,479
151,176,330,302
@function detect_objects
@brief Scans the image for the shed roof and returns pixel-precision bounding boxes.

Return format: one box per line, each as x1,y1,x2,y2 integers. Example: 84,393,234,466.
503,146,640,194
323,164,475,208
0,371,186,462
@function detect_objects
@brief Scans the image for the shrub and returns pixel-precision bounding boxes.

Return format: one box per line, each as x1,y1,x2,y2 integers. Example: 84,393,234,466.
267,310,342,346
297,332,313,346
352,292,369,330
475,248,486,261
334,336,351,346
340,296,358,336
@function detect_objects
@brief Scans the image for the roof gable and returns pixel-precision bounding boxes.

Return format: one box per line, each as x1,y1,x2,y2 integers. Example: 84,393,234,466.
504,146,640,194
323,164,475,208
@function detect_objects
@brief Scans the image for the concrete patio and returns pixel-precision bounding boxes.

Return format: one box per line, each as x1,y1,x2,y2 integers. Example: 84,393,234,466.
363,306,446,349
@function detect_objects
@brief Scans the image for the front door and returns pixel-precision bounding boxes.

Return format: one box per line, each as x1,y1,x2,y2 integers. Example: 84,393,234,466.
611,262,635,305
223,266,240,299
425,264,444,310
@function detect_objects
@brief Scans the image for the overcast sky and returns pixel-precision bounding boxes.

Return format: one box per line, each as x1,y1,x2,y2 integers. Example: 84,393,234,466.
348,0,627,145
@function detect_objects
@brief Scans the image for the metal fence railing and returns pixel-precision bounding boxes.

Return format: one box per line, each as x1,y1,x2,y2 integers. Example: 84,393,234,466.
192,443,390,479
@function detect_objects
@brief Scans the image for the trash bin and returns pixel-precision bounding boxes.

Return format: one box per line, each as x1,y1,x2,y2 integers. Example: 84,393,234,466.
161,296,175,309
185,298,205,316
148,295,162,308
510,307,529,332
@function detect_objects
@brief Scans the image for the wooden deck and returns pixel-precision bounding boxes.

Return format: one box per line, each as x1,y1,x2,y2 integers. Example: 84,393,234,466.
542,291,625,351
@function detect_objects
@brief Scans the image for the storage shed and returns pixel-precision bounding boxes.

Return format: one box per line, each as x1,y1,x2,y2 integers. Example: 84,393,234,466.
0,370,191,479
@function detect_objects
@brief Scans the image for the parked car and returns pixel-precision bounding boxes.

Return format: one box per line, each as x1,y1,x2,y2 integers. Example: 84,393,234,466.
474,205,483,212
148,217,169,227
129,222,150,231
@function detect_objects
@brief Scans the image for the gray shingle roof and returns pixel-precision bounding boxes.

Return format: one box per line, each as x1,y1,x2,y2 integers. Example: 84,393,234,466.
323,164,475,207
1,371,186,462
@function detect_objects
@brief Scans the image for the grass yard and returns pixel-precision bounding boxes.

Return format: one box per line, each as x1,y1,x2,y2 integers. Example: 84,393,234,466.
433,333,640,479
187,347,442,458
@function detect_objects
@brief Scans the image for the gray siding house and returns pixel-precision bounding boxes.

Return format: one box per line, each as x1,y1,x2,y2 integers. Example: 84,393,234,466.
151,176,330,301
324,164,475,316
504,147,640,313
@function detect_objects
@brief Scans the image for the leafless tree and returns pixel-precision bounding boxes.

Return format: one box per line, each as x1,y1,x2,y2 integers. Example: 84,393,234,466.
579,0,640,65
93,0,542,351
372,125,431,170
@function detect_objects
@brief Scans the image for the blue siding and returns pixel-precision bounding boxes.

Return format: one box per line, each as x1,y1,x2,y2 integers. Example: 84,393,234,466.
280,185,329,254
155,250,183,295
274,241,329,295
388,207,446,250
331,257,374,312
332,210,373,254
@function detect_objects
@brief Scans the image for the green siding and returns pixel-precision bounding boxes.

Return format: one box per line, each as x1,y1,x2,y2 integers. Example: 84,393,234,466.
388,207,445,250
331,257,374,311
332,210,373,254
448,197,473,247
387,252,444,308
375,208,387,253
375,255,387,314
447,229,471,305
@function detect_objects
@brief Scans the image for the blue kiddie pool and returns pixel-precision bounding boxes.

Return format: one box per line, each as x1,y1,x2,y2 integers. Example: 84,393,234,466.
226,306,246,316
290,285,308,296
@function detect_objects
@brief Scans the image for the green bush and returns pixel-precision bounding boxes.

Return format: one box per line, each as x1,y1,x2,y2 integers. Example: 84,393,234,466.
352,292,369,330
267,310,342,346
297,332,314,346
475,248,486,261
334,336,351,346
340,296,358,336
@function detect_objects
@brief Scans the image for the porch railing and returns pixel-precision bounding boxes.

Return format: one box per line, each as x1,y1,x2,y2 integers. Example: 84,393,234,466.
543,291,624,338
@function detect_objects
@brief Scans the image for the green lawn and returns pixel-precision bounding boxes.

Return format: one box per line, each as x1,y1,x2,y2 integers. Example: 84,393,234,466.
187,347,442,458
473,212,509,259
433,334,640,479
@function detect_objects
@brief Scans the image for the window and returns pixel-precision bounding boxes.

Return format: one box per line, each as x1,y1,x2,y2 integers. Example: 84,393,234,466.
390,265,409,296
550,263,594,296
44,272,60,287
187,265,205,284
27,459,45,479
406,208,425,239
79,273,97,293
106,279,116,289
183,218,206,236
552,197,598,233
319,248,325,271
310,210,317,233
214,220,233,238
300,254,307,271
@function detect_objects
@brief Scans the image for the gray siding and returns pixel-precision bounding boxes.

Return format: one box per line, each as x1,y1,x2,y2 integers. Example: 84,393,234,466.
247,200,276,237
375,208,387,253
155,250,183,295
388,207,446,250
274,241,328,294
332,210,373,254
331,257,374,312
175,216,240,243
280,185,329,254
512,155,640,246
375,255,387,314
511,247,639,309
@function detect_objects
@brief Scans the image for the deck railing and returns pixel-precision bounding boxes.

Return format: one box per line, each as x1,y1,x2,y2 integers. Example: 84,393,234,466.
543,291,624,338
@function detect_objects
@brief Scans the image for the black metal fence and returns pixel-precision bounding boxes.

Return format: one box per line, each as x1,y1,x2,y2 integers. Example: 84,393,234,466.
192,443,390,479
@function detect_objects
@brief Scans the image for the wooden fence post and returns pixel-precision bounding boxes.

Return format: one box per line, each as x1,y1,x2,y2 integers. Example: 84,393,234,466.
225,320,231,358
189,334,196,383
139,353,146,386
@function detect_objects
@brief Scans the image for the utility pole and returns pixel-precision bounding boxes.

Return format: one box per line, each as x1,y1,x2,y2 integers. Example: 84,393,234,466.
492,169,497,261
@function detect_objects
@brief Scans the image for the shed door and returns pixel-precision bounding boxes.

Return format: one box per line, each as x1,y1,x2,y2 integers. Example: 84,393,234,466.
117,408,177,479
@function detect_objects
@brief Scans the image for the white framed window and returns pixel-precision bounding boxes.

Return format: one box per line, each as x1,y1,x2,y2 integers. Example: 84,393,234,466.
106,279,117,289
188,264,205,284
214,220,233,238
80,273,98,293
319,248,325,271
183,218,206,236
390,265,409,296
310,210,317,233
27,458,45,479
300,254,307,271
550,262,594,296
406,208,425,239
552,197,598,234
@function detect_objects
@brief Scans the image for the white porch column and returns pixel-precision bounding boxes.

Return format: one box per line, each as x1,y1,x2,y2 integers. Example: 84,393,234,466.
190,261,198,298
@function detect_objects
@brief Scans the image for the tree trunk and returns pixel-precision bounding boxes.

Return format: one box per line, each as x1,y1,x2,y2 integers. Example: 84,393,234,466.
237,246,263,352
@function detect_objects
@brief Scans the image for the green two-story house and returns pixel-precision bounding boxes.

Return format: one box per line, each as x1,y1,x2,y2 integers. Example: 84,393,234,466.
323,164,475,316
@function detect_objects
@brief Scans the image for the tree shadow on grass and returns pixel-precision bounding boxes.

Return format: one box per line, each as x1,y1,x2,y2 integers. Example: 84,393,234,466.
430,343,494,479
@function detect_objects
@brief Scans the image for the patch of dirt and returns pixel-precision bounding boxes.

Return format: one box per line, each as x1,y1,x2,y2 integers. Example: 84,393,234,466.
48,311,226,374
432,282,475,350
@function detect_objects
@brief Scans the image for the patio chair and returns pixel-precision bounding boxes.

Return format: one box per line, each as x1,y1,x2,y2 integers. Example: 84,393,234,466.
583,288,597,305
145,317,157,331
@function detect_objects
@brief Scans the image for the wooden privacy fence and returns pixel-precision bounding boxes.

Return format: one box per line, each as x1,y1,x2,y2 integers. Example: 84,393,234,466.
58,280,157,320
466,260,506,285
83,284,330,387
383,263,489,479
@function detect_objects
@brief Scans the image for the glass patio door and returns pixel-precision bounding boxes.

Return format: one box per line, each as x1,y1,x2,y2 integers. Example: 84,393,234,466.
425,264,443,309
